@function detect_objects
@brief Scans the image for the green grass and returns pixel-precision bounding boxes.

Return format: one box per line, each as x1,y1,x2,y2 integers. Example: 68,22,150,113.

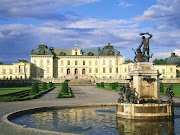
0,86,31,96
160,83,180,97
96,86,121,92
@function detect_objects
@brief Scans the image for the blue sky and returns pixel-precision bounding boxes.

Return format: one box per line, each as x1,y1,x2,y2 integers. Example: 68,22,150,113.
0,0,179,64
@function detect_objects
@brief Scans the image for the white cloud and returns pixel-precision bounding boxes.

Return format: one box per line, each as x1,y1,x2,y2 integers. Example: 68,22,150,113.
0,0,100,19
174,49,180,56
118,1,132,7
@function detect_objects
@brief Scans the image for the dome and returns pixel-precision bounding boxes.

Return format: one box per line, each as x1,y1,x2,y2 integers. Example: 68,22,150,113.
165,53,180,65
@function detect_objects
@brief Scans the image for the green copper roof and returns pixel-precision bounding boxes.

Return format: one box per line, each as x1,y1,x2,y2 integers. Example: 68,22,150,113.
81,49,100,56
52,49,72,56
100,49,120,56
31,48,53,55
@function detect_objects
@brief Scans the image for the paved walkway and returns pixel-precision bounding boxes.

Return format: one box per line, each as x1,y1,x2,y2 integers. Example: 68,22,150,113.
0,86,179,135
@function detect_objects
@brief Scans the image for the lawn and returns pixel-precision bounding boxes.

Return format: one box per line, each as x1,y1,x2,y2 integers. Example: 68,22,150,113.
0,86,31,96
96,86,121,92
161,83,180,97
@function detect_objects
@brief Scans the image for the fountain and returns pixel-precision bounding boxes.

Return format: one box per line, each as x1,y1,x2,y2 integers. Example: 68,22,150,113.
116,33,174,120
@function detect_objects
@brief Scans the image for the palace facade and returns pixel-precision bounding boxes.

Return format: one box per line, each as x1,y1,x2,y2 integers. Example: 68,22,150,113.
0,42,179,83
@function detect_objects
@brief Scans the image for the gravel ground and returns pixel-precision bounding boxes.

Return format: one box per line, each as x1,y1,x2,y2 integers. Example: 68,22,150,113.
0,86,179,135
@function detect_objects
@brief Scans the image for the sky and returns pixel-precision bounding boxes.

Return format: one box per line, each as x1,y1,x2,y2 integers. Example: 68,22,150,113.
0,0,180,64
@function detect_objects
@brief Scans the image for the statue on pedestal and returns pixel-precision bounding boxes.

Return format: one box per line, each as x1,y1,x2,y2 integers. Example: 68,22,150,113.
166,84,174,104
133,33,153,62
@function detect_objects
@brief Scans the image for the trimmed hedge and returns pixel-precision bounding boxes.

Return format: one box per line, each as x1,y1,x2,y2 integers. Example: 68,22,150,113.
42,82,47,90
48,82,54,88
100,82,104,87
160,83,164,93
111,83,117,89
31,82,39,94
96,83,101,87
56,82,72,98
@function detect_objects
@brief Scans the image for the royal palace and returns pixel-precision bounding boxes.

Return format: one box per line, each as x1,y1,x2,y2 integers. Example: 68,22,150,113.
0,42,180,83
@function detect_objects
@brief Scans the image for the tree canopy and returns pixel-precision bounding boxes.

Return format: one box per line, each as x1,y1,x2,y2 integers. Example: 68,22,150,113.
153,59,166,65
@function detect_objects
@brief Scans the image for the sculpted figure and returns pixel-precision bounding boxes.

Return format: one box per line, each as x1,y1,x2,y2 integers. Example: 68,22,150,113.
138,33,153,56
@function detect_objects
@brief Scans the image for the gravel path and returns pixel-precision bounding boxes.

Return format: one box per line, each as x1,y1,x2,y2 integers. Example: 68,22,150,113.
0,86,179,135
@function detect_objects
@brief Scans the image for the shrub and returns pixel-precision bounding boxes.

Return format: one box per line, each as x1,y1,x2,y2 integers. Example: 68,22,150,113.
111,83,116,89
48,82,53,88
100,82,104,87
96,83,101,87
31,82,39,93
61,82,68,93
160,83,164,93
115,82,119,87
42,82,47,90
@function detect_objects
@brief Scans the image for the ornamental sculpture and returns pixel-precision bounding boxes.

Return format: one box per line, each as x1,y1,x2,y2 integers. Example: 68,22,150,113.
133,33,153,62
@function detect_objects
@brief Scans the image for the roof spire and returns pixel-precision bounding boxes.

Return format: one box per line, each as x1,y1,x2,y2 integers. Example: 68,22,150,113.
74,41,78,49
41,41,44,45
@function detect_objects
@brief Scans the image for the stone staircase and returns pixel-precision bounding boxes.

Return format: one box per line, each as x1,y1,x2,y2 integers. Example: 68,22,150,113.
68,79,95,86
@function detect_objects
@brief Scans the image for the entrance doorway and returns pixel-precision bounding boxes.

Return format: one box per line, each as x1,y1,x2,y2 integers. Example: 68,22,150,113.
67,68,70,74
82,68,86,74
75,68,78,75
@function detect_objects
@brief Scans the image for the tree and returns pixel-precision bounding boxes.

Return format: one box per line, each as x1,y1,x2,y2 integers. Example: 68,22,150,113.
125,59,134,63
153,59,166,65
0,62,3,65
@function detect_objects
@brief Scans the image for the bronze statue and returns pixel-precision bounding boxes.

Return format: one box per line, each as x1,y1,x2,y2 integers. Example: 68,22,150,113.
166,84,174,104
138,33,153,56
118,91,124,103
133,33,153,62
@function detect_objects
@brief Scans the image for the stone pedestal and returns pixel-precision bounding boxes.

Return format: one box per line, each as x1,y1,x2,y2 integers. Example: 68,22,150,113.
116,103,174,120
129,62,160,103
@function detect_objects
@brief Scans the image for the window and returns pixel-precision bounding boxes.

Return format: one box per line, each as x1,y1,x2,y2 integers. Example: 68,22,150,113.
103,60,106,65
109,68,112,73
15,68,18,73
116,60,118,65
47,60,50,65
40,69,43,73
125,68,127,73
75,52,77,55
83,60,85,65
10,76,12,79
103,68,106,73
47,68,50,73
55,60,57,66
41,60,43,65
3,76,5,79
89,60,92,66
34,68,36,73
96,68,98,73
170,68,173,73
95,60,98,65
68,60,70,65
75,60,78,65
109,60,112,65
55,68,57,73
116,68,118,73
34,60,36,64
89,68,92,73
3,69,6,74
162,69,165,74
61,68,63,73
61,60,64,66
10,69,13,74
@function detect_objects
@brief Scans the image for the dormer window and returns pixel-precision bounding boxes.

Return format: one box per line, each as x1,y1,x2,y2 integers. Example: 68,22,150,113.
88,52,94,56
60,52,65,56
38,50,45,55
108,50,114,55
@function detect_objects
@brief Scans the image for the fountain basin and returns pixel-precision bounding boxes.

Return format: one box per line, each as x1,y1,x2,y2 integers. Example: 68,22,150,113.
116,103,174,119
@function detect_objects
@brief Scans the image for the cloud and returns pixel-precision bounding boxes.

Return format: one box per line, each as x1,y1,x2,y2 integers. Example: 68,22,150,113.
118,0,132,7
134,0,180,29
0,0,100,20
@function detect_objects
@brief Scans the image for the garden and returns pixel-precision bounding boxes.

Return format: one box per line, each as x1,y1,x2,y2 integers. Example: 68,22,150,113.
0,82,55,101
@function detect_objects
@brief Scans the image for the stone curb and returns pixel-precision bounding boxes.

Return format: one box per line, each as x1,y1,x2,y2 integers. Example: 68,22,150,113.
2,103,116,135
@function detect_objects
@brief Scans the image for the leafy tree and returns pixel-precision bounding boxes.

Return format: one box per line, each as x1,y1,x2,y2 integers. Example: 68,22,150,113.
42,82,47,90
153,59,166,65
160,83,164,93
0,62,3,65
100,82,104,87
125,59,134,63
31,82,39,93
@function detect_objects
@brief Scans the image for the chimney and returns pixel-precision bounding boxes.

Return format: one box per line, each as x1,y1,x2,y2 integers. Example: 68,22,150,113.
171,52,175,57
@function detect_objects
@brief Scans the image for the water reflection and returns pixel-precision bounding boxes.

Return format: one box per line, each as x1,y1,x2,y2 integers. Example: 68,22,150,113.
116,118,174,135
11,106,177,135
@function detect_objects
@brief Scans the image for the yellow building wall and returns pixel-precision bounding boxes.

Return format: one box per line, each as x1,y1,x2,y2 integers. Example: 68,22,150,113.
0,63,31,79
